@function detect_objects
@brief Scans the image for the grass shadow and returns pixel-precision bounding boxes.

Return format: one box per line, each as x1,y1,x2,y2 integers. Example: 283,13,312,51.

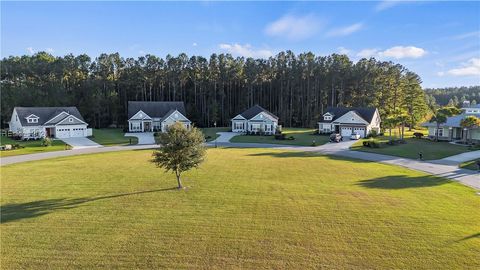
1,187,177,224
456,233,480,242
247,151,322,158
357,175,451,189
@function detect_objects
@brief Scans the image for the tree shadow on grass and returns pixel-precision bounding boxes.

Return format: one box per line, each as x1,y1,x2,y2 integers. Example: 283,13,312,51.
456,233,480,242
1,187,177,224
357,175,451,189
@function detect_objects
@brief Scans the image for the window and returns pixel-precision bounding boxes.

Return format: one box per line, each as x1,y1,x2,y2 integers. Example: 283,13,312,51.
324,116,332,121
69,118,74,122
27,118,38,123
251,124,260,132
435,128,444,137
234,122,244,130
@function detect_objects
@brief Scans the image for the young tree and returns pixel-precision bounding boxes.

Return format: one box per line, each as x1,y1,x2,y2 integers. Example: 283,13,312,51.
152,122,206,189
460,116,480,144
429,107,461,141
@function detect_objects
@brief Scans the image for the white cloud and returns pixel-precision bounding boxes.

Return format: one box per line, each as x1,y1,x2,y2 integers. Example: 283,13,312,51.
327,23,364,37
219,43,273,58
375,0,403,12
356,48,379,58
46,48,54,53
380,46,427,59
26,47,35,54
452,31,480,40
192,42,198,47
337,47,352,55
355,46,427,59
265,14,322,40
442,58,480,77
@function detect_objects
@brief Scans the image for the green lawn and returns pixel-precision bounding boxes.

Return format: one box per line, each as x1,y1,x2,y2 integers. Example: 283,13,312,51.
200,127,230,142
0,136,67,157
351,136,471,160
230,128,329,146
90,128,138,146
1,148,478,269
460,160,479,171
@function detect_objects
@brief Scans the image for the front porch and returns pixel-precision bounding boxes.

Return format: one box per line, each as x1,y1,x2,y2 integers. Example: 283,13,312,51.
128,120,153,132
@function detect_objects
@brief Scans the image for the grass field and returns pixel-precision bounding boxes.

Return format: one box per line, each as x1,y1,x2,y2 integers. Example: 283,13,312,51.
200,127,230,142
230,128,329,146
460,160,479,171
0,136,67,157
1,148,478,269
90,128,138,146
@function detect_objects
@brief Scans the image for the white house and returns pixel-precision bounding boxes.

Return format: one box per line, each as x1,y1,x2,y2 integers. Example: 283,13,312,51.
127,101,191,132
231,105,279,135
318,107,381,138
8,107,90,139
423,104,480,142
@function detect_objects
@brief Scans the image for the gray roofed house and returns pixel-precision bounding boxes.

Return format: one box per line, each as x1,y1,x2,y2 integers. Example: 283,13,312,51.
231,105,279,135
318,106,381,138
9,106,89,139
127,101,191,133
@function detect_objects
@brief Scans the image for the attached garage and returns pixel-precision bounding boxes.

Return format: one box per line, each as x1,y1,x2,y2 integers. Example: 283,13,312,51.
56,127,71,138
340,127,352,137
353,127,366,138
71,128,85,137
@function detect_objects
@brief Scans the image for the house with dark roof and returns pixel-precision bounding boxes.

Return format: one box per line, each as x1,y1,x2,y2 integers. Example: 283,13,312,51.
422,104,480,142
231,105,279,135
318,107,381,138
127,101,191,132
9,107,90,139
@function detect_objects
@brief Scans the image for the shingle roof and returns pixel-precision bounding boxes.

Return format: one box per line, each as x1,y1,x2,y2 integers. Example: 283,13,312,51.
14,107,85,126
323,107,377,123
128,101,187,119
239,105,278,120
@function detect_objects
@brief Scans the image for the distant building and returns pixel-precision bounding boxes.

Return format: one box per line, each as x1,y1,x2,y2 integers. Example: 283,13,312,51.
9,107,90,139
318,107,381,138
127,101,191,132
231,105,279,135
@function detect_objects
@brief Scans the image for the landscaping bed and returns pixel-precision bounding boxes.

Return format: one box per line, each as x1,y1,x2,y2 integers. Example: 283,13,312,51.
230,128,329,146
0,136,67,157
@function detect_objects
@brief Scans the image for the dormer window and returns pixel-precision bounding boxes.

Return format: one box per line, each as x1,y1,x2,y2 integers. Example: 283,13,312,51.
323,113,333,121
26,114,39,123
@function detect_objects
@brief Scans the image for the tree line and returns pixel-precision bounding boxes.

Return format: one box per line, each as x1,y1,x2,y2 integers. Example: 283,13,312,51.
1,51,429,129
425,86,480,107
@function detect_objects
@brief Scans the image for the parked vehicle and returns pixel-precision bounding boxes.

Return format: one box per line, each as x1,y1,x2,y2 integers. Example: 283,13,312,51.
330,133,343,143
350,132,361,140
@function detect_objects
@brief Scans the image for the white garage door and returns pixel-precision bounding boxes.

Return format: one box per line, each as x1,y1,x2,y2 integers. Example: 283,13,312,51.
340,127,352,137
71,128,85,137
353,127,366,138
56,128,71,138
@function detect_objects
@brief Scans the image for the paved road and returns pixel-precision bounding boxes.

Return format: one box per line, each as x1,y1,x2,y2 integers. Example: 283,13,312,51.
61,137,103,150
125,132,155,144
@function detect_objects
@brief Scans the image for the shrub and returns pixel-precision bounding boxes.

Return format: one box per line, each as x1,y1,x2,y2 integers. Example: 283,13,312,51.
274,133,286,140
41,137,52,147
363,139,380,148
413,132,424,139
367,130,379,138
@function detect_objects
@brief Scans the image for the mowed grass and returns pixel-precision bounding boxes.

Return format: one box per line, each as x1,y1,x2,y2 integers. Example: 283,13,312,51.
200,127,231,142
0,135,67,157
1,148,479,269
230,128,329,146
90,128,138,146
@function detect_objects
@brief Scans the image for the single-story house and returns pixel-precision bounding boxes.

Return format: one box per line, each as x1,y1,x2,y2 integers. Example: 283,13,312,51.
318,107,381,138
9,106,91,139
231,105,279,135
423,104,480,143
127,101,191,132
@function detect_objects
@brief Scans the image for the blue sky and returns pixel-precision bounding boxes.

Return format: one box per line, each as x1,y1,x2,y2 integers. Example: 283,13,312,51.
2,1,479,88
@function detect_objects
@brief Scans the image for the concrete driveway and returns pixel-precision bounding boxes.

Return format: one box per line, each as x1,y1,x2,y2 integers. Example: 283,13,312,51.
213,132,240,143
61,137,102,150
125,132,155,145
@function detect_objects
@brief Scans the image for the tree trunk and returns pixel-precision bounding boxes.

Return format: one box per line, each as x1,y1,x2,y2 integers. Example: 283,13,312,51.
175,170,183,189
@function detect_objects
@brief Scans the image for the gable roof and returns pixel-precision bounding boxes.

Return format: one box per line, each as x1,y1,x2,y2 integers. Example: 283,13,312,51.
322,107,377,123
14,107,85,127
238,105,278,120
128,101,187,119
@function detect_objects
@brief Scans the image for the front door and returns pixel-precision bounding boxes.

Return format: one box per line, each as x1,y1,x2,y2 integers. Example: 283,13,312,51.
144,122,151,132
46,128,51,137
